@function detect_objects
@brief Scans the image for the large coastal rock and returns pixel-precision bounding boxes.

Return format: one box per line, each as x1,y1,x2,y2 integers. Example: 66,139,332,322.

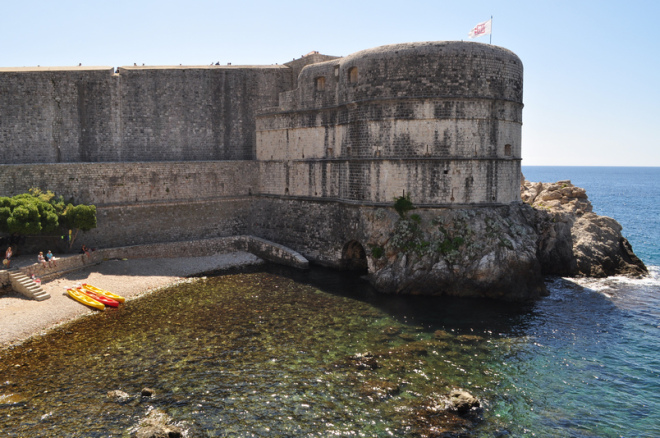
521,178,646,278
364,205,547,301
365,179,646,300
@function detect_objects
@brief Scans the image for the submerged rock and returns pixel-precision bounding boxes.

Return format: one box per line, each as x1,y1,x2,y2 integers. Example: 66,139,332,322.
349,352,379,370
433,330,454,341
411,390,481,437
383,326,401,336
448,389,480,414
141,387,155,397
359,379,401,401
134,409,183,438
455,334,484,345
107,390,130,403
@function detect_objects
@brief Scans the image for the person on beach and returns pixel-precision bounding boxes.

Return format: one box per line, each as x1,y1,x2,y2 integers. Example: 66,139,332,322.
46,250,57,267
4,246,12,268
81,245,91,257
38,252,48,267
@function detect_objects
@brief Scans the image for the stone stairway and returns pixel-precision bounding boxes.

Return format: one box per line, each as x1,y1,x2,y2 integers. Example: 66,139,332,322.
8,271,51,301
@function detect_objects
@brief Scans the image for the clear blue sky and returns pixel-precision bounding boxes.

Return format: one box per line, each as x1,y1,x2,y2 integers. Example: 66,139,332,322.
2,0,658,166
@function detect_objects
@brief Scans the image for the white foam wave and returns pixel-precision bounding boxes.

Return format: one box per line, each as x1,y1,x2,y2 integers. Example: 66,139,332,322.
566,265,660,291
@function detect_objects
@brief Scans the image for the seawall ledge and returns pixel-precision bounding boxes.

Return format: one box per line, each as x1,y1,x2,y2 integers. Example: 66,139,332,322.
0,236,309,289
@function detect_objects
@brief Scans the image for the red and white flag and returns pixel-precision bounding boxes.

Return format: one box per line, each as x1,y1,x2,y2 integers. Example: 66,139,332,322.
468,19,492,38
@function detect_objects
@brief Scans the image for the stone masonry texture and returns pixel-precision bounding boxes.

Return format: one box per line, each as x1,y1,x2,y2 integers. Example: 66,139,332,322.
0,41,524,267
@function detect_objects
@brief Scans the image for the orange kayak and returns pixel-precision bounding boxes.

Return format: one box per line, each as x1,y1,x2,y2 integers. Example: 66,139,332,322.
82,283,125,303
67,288,104,310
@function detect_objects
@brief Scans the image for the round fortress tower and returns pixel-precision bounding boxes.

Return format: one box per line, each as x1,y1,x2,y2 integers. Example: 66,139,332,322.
257,41,524,206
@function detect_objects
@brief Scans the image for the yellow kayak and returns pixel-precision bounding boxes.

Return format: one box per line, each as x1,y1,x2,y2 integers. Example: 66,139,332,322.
82,283,125,303
67,288,105,310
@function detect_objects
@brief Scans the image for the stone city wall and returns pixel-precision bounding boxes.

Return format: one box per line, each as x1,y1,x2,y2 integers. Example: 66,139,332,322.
0,161,258,205
0,65,291,164
0,161,258,249
86,198,253,249
248,197,367,266
258,100,522,160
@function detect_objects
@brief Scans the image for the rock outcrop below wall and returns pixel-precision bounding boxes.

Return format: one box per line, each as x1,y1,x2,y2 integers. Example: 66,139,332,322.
361,180,646,300
521,178,647,278
364,206,546,300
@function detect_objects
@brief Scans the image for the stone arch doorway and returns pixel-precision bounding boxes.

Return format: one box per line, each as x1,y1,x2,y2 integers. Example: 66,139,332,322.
341,240,368,273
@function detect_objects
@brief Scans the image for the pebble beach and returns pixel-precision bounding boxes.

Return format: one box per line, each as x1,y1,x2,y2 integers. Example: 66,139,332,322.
0,251,263,348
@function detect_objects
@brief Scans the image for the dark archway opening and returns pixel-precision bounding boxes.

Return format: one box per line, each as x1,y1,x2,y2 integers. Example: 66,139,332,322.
341,240,368,273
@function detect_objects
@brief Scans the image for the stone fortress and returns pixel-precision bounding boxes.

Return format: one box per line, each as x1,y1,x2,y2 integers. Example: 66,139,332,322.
0,41,527,283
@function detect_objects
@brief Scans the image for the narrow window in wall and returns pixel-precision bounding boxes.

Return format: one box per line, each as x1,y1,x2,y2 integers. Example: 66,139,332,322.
334,65,340,77
315,76,326,91
504,144,512,156
348,67,358,84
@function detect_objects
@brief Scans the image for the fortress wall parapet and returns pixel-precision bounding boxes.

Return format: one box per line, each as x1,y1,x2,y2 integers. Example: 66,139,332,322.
283,52,340,90
276,41,523,113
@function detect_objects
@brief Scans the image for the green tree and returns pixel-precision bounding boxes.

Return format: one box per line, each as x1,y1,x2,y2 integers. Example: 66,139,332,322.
0,189,97,250
61,203,97,249
0,193,60,235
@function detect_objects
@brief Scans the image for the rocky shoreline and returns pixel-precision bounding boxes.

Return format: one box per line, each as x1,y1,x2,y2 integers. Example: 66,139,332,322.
521,177,646,278
365,177,646,300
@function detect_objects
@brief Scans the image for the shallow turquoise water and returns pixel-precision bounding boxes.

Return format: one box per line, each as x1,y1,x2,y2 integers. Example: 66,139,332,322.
2,265,658,437
0,270,513,437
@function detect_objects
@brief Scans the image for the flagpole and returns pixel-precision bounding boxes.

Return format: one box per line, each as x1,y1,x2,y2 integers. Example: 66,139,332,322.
490,15,493,44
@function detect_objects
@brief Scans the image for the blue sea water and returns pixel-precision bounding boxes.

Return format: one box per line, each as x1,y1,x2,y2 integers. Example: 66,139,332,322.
516,166,660,437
